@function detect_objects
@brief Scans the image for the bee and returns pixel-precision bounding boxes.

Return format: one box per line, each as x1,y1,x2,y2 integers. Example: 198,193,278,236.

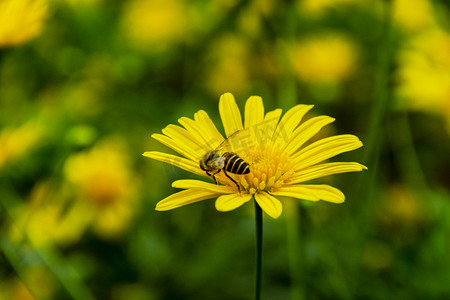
199,130,250,192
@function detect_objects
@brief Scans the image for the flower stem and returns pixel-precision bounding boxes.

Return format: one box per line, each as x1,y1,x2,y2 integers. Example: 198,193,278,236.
254,200,263,300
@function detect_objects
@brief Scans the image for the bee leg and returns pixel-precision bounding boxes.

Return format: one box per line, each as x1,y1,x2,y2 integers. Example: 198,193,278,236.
210,170,220,185
223,169,241,194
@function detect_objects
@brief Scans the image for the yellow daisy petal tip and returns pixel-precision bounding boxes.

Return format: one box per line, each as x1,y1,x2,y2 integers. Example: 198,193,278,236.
215,194,252,212
221,92,234,97
332,197,345,204
255,192,283,219
268,209,282,219
268,210,282,219
220,92,236,102
155,204,174,211
247,95,263,101
155,203,167,211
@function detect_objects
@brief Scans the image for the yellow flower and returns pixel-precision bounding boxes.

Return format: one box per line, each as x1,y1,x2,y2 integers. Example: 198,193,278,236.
8,137,139,246
397,26,450,132
63,139,138,239
120,0,188,51
144,93,366,219
0,277,36,300
299,0,364,16
65,0,100,7
0,267,55,300
0,121,44,169
0,0,48,48
9,180,94,247
291,33,358,84
205,35,251,95
392,0,434,32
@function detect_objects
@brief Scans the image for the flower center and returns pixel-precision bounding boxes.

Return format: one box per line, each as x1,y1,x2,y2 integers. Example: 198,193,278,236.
213,144,293,194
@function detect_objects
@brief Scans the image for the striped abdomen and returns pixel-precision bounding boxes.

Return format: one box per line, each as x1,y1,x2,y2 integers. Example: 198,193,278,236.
223,152,250,175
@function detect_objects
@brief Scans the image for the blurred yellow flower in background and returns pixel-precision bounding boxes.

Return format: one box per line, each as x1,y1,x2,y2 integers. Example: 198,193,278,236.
382,185,425,224
392,0,434,31
144,93,366,219
63,138,139,239
0,277,36,300
299,0,363,16
0,267,54,300
397,26,450,132
0,121,44,169
291,33,359,84
9,179,90,247
236,0,275,38
0,0,48,48
10,138,139,247
121,0,189,51
205,35,251,95
65,0,101,6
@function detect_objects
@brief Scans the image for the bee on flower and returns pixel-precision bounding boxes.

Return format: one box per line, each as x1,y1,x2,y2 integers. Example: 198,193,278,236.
144,93,366,219
199,141,251,193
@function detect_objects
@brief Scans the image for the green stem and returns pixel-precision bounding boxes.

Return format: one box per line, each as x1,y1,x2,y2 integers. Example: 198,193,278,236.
254,200,263,300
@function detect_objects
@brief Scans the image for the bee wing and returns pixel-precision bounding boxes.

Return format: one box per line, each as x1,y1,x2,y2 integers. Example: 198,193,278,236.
215,128,255,154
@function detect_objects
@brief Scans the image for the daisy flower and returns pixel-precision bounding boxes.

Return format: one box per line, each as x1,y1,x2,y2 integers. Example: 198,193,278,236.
143,93,366,218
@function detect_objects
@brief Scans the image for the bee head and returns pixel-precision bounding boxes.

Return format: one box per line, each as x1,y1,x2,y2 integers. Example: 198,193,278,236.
199,158,209,171
199,151,224,171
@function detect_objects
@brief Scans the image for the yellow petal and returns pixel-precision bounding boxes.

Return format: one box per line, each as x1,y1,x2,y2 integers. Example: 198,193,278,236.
292,134,363,169
271,186,320,201
172,179,234,194
219,93,244,137
156,189,220,211
0,0,48,48
161,124,205,155
194,110,225,147
272,104,313,145
244,96,264,129
298,184,345,203
283,116,335,154
178,110,225,151
177,117,216,152
273,184,345,203
152,133,200,161
255,192,283,219
288,162,367,184
261,108,282,141
142,151,204,176
215,193,252,211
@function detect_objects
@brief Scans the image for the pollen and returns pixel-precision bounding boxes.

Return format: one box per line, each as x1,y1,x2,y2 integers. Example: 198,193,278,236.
241,144,293,193
213,142,294,193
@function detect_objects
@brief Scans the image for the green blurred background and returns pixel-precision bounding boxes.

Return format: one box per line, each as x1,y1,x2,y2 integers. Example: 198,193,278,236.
1,0,449,299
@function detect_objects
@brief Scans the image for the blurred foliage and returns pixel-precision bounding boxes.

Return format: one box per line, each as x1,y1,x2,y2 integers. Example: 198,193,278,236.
0,0,449,299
